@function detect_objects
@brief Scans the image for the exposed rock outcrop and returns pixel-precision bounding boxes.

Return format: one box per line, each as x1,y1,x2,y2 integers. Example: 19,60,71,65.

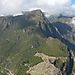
27,53,67,75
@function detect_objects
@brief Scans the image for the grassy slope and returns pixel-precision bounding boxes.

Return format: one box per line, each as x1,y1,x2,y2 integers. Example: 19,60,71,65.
0,24,67,75
0,14,68,75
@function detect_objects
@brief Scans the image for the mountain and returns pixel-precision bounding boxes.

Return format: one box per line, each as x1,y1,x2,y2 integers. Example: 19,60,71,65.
0,10,74,75
49,15,75,46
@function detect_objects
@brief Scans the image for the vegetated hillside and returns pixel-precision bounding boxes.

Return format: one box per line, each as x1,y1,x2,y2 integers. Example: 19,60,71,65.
0,10,68,75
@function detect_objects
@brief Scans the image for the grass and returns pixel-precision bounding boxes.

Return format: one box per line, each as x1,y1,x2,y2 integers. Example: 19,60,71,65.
0,20,67,74
37,38,67,57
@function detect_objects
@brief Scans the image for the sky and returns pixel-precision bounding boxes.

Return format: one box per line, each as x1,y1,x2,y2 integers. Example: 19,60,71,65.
72,0,75,4
0,0,75,16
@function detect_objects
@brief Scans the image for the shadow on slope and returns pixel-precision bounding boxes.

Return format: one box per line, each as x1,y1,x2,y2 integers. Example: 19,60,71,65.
52,22,72,35
39,21,75,50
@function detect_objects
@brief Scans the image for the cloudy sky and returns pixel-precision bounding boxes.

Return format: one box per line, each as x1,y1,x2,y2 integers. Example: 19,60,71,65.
0,0,75,16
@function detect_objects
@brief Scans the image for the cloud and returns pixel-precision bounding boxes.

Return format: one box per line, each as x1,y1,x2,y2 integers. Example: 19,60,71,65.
0,0,75,16
0,0,23,15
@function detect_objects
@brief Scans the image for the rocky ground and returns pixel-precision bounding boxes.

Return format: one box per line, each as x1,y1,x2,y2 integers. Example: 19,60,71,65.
27,53,67,75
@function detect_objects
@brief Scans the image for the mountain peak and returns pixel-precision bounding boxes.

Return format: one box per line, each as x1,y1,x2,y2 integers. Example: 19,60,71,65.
23,9,43,15
30,9,43,15
22,9,48,24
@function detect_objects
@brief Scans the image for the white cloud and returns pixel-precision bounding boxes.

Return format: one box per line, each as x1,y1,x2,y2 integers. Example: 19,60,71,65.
0,0,75,16
62,4,75,16
37,0,69,6
0,0,23,15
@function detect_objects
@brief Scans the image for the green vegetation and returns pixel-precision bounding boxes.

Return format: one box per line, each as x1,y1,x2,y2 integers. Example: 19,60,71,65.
37,38,67,57
0,26,67,74
0,10,68,75
54,59,64,68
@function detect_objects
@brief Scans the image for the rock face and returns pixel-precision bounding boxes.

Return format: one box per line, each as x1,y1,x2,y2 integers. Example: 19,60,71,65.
67,17,75,44
27,53,67,75
72,17,75,25
27,51,74,75
27,62,60,75
0,17,9,32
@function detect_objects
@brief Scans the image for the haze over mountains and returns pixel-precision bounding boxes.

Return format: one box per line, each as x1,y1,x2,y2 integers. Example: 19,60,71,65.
0,0,75,16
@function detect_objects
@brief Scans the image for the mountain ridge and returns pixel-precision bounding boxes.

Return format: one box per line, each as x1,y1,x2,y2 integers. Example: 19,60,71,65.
0,9,75,75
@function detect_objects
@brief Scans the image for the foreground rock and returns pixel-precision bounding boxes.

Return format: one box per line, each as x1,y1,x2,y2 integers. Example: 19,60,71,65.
26,53,67,75
27,62,61,75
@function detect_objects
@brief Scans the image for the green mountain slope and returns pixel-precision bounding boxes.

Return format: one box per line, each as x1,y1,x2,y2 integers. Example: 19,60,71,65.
0,10,67,75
